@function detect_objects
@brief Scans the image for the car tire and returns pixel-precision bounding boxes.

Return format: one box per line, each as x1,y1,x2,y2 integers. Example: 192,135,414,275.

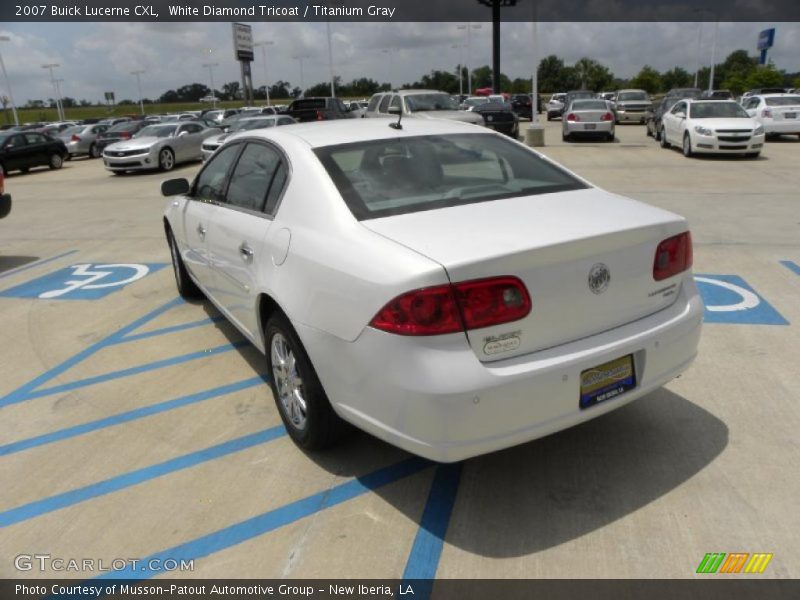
89,143,101,159
682,133,693,157
606,131,615,142
49,153,63,170
562,131,569,142
167,229,202,300
546,113,552,121
158,148,175,172
265,312,349,451
645,125,652,138
659,127,670,148
746,152,760,159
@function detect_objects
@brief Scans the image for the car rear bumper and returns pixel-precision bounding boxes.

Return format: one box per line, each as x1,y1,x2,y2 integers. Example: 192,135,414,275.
564,121,614,136
762,121,800,135
301,274,703,463
616,111,648,123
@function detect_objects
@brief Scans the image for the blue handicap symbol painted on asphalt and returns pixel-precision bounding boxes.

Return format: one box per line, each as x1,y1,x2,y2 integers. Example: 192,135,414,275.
694,274,788,325
0,263,167,300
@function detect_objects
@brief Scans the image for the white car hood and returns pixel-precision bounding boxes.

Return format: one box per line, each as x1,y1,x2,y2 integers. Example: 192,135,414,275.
106,137,162,151
693,117,757,130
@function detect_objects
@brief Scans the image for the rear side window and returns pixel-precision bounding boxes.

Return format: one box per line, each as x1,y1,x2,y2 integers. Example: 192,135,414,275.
225,143,282,213
315,133,586,220
264,162,288,215
378,95,391,113
389,95,402,111
367,95,382,111
193,144,240,202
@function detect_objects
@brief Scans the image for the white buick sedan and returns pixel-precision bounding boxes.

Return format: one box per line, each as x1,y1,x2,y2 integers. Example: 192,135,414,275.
162,118,702,462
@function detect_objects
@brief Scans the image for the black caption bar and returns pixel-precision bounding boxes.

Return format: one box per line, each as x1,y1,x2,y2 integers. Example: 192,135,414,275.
2,580,799,600
2,0,800,22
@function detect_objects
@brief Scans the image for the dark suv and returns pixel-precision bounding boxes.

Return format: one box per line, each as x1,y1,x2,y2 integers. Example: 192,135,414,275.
285,97,355,122
510,94,541,119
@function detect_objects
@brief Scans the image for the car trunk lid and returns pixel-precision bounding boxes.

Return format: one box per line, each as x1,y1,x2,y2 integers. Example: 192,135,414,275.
362,188,688,361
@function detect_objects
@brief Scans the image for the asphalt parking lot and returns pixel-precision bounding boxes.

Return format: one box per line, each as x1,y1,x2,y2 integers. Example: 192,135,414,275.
0,119,798,582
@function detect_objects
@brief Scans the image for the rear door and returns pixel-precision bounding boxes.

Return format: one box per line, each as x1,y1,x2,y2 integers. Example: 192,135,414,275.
24,133,50,166
1,134,29,172
179,142,242,291
206,141,287,339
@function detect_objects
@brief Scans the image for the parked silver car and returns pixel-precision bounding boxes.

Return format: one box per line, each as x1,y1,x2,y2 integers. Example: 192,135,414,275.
102,122,216,174
562,99,616,141
201,116,297,161
58,124,110,159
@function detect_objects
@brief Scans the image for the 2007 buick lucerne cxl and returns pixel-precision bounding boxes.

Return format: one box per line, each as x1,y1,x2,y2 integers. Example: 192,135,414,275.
162,118,702,463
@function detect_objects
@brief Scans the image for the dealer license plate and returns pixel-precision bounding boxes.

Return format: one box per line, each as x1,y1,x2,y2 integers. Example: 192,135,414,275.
580,354,636,409
584,123,596,130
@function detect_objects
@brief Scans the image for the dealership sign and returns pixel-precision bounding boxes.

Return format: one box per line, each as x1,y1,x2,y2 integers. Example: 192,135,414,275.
232,22,254,61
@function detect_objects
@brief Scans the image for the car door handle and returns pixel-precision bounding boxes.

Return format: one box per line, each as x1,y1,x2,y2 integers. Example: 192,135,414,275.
196,224,206,239
239,243,254,262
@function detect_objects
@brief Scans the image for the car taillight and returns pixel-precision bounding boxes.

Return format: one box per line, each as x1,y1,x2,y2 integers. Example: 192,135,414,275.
121,132,131,139
71,134,81,142
0,168,5,193
369,276,531,336
653,232,693,281
566,113,579,122
761,109,772,118
601,112,613,121
316,110,324,121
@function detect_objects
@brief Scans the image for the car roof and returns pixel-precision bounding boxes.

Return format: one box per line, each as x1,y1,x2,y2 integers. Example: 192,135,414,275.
236,116,486,149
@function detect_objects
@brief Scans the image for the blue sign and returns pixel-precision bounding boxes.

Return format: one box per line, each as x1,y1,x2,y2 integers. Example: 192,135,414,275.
757,28,775,50
0,263,166,300
694,274,788,325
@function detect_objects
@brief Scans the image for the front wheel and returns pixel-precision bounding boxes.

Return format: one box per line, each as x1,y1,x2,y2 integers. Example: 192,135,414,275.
682,133,693,157
158,148,175,172
659,127,670,148
265,313,349,450
745,152,760,159
167,230,202,300
49,154,63,170
89,143,101,159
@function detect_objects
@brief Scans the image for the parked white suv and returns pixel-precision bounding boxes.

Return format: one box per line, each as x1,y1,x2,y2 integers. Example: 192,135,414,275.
365,90,484,126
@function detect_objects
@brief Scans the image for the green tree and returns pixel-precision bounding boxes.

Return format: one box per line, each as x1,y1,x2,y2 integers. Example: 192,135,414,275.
537,55,570,93
573,57,613,91
722,74,748,96
629,65,662,93
793,76,800,89
221,81,240,100
745,63,785,89
661,67,692,90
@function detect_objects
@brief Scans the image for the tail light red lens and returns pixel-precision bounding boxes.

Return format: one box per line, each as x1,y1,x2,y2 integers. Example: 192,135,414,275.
71,134,81,142
761,109,772,118
370,276,531,336
121,132,131,139
601,112,613,121
316,110,324,121
0,169,5,194
653,232,693,281
566,113,579,122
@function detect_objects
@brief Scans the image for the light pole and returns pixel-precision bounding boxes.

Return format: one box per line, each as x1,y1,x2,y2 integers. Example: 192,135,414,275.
0,36,19,126
42,63,63,121
708,21,719,93
131,69,145,115
452,44,465,97
382,48,395,90
202,62,219,108
292,55,310,96
254,40,274,105
459,23,482,95
692,21,703,88
55,78,65,118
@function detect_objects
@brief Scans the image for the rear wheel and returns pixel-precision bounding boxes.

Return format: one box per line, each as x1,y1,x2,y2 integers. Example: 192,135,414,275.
682,133,693,157
265,313,349,450
89,143,100,159
167,229,202,299
606,131,615,142
49,153,64,170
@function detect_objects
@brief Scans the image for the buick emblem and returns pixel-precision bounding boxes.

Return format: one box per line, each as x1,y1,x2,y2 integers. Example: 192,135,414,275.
588,263,610,294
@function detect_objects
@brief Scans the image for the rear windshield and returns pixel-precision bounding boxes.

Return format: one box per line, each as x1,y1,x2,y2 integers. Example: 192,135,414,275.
61,126,83,135
689,102,749,119
291,99,327,110
571,100,608,110
405,94,459,112
108,122,140,133
135,125,178,138
314,133,587,220
765,96,800,106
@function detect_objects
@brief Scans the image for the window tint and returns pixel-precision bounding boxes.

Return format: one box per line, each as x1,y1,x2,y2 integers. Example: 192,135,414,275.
315,133,586,220
765,96,800,106
367,95,382,112
378,94,391,113
181,123,203,134
7,134,27,147
389,95,402,111
225,143,281,212
25,133,45,144
193,143,240,202
264,162,288,215
670,102,685,115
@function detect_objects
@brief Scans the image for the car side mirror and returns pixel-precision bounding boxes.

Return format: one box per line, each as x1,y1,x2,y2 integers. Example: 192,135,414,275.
387,106,401,115
161,178,190,196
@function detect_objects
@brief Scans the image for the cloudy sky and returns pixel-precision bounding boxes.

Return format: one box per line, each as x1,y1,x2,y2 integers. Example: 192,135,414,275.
1,21,798,103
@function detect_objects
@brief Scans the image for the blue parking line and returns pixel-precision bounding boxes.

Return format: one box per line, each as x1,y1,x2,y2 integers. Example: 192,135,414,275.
781,260,800,276
1,341,247,407
0,426,286,528
0,249,78,282
0,376,266,457
92,457,432,581
111,316,226,345
402,463,462,594
0,297,184,408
